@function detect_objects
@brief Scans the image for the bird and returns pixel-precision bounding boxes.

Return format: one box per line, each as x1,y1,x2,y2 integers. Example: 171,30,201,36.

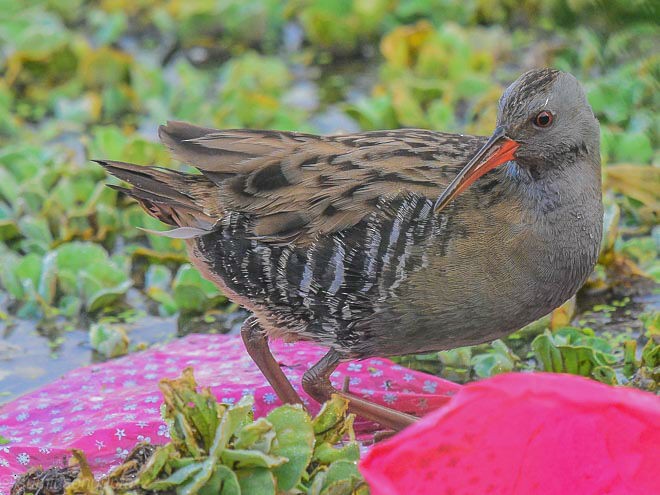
97,68,602,430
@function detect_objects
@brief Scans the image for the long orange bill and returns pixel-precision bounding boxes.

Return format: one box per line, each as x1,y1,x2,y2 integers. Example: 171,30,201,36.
434,126,519,213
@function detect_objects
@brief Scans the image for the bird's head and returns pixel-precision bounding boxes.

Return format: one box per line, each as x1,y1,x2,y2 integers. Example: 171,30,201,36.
435,68,600,213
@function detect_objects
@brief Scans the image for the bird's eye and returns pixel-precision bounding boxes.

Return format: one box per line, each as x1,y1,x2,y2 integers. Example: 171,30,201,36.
533,111,553,128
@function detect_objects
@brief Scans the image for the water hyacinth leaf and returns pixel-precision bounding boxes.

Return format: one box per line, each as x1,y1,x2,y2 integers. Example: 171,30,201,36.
470,340,518,378
267,404,315,491
37,251,58,305
312,395,353,445
532,332,566,373
208,395,255,459
194,464,240,495
18,215,53,253
148,287,179,315
641,338,659,368
172,284,211,314
142,462,203,491
176,458,216,495
234,417,275,452
0,167,19,204
89,322,129,358
18,254,43,292
174,264,223,298
220,448,288,469
0,217,19,242
172,411,204,458
86,279,133,312
158,368,221,454
592,366,618,385
313,442,360,465
138,443,177,488
309,460,365,495
532,328,618,382
54,242,131,310
145,264,173,291
236,467,276,495
0,252,33,299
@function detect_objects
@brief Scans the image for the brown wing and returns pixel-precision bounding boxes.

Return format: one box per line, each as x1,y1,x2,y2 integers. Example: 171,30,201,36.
157,120,486,245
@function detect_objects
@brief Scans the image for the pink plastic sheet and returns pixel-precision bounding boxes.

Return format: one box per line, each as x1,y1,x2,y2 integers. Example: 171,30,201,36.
0,333,460,493
360,372,660,495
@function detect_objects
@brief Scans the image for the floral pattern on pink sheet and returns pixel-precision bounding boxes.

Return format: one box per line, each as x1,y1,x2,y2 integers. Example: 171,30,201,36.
0,333,460,493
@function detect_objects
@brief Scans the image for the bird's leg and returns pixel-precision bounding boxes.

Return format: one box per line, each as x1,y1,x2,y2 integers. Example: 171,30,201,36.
302,349,418,431
240,316,303,406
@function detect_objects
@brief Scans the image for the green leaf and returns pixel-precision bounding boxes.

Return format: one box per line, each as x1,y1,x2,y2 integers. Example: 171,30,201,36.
143,462,203,491
310,460,365,495
313,442,360,465
532,328,617,378
220,449,287,469
89,322,129,358
312,395,353,445
267,404,315,491
195,464,240,495
234,417,275,453
236,467,276,495
138,444,178,489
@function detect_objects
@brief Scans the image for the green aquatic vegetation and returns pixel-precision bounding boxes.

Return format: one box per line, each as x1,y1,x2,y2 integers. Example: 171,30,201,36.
289,0,394,55
46,368,366,494
89,321,129,358
0,241,131,318
145,263,227,316
532,327,618,383
470,340,519,378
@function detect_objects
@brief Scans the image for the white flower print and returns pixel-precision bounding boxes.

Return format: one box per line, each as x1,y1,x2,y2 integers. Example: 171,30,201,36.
403,373,415,382
157,424,170,438
15,412,29,422
17,452,30,465
144,395,159,403
114,428,126,440
383,393,398,404
95,440,105,450
423,380,438,394
263,393,277,404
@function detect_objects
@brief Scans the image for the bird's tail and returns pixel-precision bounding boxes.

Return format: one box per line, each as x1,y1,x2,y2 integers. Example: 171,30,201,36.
96,160,218,237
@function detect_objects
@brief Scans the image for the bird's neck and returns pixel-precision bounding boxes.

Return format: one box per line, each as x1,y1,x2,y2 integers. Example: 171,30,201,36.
504,156,603,301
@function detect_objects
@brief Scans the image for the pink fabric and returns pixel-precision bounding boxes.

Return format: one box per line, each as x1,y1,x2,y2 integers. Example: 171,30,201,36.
360,372,660,495
0,333,459,493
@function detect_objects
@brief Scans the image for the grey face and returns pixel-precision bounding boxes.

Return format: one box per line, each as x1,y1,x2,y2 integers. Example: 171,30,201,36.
497,68,600,171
